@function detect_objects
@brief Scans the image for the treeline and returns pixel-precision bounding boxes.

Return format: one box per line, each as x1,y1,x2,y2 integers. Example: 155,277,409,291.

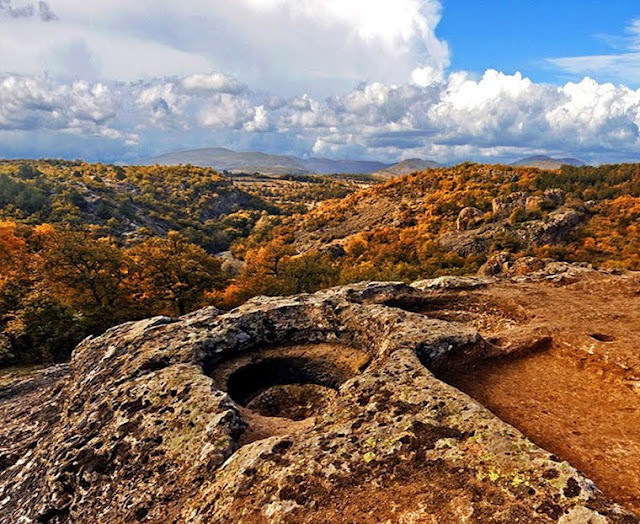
0,222,224,366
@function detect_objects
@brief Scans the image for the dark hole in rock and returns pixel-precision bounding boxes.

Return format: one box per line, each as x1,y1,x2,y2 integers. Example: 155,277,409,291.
590,333,615,342
227,357,345,406
0,452,18,472
382,296,436,313
134,507,149,521
210,343,370,422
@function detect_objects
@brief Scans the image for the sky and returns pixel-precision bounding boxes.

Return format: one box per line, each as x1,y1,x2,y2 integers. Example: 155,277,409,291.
2,1,640,164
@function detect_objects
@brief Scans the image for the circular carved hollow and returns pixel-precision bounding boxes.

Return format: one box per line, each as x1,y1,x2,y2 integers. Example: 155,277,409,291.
210,343,370,420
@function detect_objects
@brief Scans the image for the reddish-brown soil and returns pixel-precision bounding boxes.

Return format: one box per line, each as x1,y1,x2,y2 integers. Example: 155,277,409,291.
435,272,640,513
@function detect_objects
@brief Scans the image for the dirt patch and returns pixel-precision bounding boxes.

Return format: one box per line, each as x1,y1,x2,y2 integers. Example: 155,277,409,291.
433,272,640,514
441,347,640,514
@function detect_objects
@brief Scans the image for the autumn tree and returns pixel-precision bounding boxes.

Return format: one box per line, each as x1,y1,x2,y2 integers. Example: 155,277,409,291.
0,222,84,364
0,221,29,289
128,232,224,316
33,225,130,330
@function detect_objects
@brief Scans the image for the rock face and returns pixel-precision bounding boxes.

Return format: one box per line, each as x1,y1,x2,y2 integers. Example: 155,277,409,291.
456,207,484,231
492,190,566,218
440,206,587,257
492,192,529,217
0,279,638,523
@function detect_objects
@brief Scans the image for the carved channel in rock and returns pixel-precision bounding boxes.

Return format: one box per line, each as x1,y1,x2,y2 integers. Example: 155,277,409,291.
405,287,640,514
210,343,370,421
382,293,528,328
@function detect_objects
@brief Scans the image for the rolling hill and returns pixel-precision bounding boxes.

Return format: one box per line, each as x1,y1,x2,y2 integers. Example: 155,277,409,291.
372,158,442,178
0,159,274,253
511,155,586,169
130,148,390,175
225,162,640,305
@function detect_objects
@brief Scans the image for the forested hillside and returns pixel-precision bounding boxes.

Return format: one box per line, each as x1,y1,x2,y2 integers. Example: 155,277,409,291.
0,160,362,367
220,163,640,306
0,160,274,252
1,160,639,367
0,160,276,366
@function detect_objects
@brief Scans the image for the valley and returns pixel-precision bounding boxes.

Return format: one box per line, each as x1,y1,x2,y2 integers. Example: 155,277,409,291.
0,156,639,522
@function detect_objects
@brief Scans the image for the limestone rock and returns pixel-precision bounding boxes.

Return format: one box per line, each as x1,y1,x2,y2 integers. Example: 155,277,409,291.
0,281,637,523
492,192,528,217
479,251,514,276
524,207,586,245
544,188,566,207
440,206,587,258
412,275,492,290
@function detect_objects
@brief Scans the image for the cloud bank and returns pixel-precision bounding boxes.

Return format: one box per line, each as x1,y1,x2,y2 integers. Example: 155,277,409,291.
1,0,640,164
3,69,640,164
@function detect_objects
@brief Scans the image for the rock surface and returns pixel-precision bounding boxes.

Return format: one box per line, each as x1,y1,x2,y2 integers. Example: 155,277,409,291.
440,205,587,257
456,206,484,231
0,273,639,523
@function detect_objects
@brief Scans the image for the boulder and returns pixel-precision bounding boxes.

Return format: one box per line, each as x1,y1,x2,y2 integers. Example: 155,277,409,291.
525,207,585,245
456,206,484,231
544,188,566,207
479,251,513,276
492,192,528,217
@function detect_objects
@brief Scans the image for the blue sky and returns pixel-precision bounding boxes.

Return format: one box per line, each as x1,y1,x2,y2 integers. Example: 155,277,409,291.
2,0,640,164
440,0,640,85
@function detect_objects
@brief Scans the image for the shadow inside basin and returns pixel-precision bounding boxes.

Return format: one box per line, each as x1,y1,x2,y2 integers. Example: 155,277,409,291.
210,343,370,421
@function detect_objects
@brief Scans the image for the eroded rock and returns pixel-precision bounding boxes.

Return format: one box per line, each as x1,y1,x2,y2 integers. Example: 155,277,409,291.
0,280,637,523
456,206,484,231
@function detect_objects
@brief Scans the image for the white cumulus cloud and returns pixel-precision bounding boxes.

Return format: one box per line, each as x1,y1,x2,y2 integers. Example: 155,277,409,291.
2,2,640,164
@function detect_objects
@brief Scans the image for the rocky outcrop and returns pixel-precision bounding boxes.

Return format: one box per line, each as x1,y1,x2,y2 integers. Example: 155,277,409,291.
524,207,585,245
456,207,484,231
440,206,587,257
492,192,529,217
479,251,515,276
492,190,566,218
0,279,637,523
478,252,596,280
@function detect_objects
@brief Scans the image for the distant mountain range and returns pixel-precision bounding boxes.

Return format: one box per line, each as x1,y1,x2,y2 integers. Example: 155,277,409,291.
371,158,442,178
130,148,392,175
129,148,586,175
510,155,586,170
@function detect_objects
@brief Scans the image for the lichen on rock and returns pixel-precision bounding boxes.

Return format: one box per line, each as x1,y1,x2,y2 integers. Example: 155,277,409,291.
0,275,638,523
